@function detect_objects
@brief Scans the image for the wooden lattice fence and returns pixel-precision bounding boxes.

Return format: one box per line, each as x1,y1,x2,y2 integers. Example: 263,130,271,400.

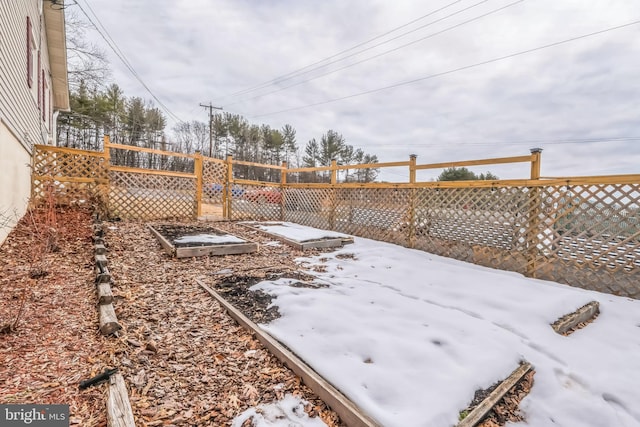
31,140,640,298
32,145,109,210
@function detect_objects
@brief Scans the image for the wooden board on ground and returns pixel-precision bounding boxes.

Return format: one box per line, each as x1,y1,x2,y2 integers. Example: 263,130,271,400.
551,301,600,335
196,278,380,427
107,373,136,427
148,224,258,258
457,362,533,427
240,221,354,250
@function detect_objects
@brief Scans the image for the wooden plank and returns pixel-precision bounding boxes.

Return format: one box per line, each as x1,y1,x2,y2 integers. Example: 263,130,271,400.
108,142,194,159
98,282,114,305
107,373,136,427
232,178,281,187
32,175,108,184
99,303,121,335
458,363,532,427
414,155,533,171
551,301,600,335
110,165,196,179
334,161,410,171
286,165,334,173
34,144,104,157
175,242,258,258
147,225,176,257
195,279,380,427
233,159,286,170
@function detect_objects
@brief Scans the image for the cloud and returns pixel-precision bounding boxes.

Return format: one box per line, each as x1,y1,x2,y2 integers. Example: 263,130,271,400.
78,0,640,180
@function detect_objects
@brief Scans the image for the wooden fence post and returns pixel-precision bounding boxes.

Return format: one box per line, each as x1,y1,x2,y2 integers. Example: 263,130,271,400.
329,159,338,229
526,148,543,277
194,151,203,218
330,159,337,185
225,154,233,220
408,154,417,248
280,161,287,221
102,135,111,218
409,154,417,184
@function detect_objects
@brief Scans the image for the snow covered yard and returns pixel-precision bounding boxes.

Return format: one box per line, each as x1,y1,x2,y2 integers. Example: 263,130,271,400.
249,227,640,426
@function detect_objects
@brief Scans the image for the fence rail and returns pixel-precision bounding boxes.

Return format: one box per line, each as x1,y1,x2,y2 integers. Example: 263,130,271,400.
31,137,640,299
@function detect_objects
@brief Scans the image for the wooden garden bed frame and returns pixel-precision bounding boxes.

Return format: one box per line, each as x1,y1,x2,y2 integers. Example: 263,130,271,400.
147,224,258,258
240,221,354,250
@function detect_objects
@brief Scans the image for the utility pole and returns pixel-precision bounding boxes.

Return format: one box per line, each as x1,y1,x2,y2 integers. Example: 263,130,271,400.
199,102,223,157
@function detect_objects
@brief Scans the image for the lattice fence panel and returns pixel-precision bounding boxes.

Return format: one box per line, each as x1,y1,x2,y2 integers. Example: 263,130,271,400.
32,146,108,206
412,187,531,273
230,184,283,221
535,184,640,298
109,171,196,220
201,159,227,205
332,188,412,246
283,188,336,230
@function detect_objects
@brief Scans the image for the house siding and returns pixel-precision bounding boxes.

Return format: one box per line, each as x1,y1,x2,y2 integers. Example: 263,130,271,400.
0,0,57,245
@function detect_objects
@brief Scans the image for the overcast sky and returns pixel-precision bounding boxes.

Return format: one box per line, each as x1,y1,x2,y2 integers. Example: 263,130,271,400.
75,0,640,181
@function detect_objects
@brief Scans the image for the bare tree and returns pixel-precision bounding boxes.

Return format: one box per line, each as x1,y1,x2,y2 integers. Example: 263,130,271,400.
64,8,111,90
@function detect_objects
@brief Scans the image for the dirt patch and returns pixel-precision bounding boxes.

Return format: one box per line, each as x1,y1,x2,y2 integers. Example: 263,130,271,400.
215,275,281,324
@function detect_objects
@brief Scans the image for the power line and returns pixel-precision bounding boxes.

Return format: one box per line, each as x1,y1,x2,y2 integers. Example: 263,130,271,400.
217,0,468,101
354,137,640,149
248,20,640,119
73,0,184,124
226,0,522,107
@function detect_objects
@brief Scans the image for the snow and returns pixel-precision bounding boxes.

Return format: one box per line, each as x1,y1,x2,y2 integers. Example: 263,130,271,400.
243,221,351,243
231,394,328,427
173,233,246,245
249,234,640,427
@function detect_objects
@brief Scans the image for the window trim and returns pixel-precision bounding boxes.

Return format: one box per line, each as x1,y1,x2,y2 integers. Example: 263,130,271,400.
27,16,32,88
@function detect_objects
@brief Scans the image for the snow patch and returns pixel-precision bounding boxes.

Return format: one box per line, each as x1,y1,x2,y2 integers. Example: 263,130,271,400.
173,234,246,245
247,221,350,243
251,231,640,427
231,394,327,427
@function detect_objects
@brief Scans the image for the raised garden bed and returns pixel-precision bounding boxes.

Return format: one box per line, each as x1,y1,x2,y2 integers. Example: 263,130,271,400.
148,223,258,258
240,221,354,250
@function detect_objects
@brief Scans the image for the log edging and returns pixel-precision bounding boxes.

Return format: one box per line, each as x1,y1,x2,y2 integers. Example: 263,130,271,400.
93,218,135,427
92,222,121,335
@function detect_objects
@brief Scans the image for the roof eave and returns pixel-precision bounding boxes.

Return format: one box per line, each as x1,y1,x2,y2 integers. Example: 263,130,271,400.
43,1,70,112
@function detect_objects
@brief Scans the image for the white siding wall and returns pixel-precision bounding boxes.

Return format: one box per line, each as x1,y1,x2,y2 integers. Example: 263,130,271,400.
0,0,55,245
0,123,31,244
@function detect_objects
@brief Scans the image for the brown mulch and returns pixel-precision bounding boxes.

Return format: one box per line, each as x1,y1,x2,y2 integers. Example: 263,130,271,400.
105,220,343,426
1,211,343,426
0,207,110,426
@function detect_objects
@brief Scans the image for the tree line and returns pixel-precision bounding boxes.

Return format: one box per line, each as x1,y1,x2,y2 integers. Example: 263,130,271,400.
57,84,380,182
58,5,380,182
